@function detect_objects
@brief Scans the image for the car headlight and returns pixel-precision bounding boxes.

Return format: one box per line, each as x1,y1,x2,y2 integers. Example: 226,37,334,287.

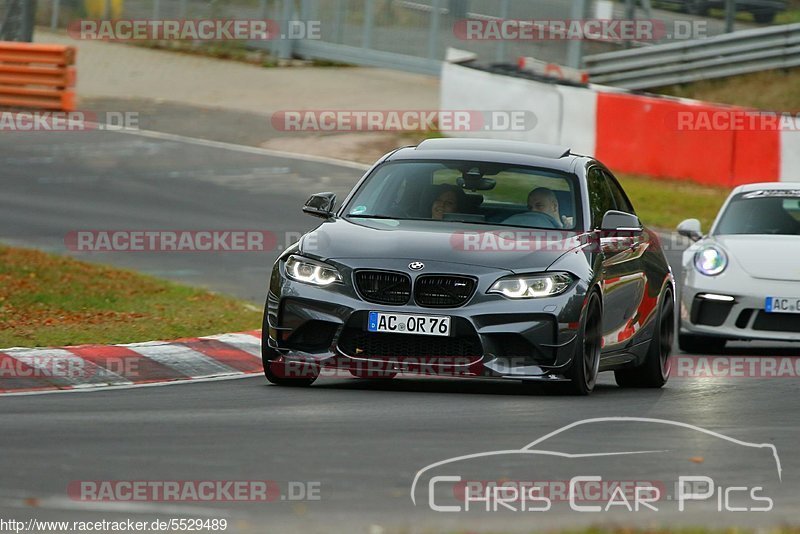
694,246,728,276
285,256,342,286
488,272,573,299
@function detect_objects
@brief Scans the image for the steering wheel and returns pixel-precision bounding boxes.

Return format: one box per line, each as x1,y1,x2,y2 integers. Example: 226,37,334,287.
385,200,414,219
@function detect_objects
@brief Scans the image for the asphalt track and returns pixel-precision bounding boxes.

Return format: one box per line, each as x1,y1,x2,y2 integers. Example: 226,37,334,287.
1,129,799,533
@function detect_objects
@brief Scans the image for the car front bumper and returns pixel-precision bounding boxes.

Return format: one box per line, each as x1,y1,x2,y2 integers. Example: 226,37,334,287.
680,276,800,342
263,262,590,381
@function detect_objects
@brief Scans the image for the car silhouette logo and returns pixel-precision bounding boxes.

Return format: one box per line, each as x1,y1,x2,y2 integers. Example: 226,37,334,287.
409,262,425,271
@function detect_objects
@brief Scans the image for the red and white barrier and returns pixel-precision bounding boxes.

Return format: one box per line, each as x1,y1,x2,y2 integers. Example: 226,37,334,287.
517,56,589,84
441,61,799,186
781,118,800,183
0,331,264,394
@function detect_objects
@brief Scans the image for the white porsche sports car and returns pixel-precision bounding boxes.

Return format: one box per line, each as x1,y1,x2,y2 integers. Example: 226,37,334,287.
676,182,800,353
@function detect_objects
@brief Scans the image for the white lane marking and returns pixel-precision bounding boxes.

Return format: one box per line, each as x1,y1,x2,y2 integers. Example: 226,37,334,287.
3,348,133,387
200,333,262,358
106,125,371,171
122,342,239,378
0,373,261,397
0,495,231,517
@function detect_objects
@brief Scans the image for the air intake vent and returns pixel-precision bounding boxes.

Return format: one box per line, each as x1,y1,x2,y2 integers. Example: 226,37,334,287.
338,329,481,359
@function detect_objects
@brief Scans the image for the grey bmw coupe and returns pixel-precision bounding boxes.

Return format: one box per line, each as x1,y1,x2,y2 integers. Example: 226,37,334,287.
262,139,674,394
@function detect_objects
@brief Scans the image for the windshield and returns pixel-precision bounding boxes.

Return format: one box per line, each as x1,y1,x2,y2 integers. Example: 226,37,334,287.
343,160,581,230
715,191,800,236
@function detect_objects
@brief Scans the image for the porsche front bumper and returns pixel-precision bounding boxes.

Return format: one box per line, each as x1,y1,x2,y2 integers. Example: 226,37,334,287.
680,277,800,342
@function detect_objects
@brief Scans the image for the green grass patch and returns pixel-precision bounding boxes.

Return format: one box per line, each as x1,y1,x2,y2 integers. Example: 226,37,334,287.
616,173,731,230
655,67,800,112
131,39,278,67
776,8,800,23
704,6,800,23
0,246,261,348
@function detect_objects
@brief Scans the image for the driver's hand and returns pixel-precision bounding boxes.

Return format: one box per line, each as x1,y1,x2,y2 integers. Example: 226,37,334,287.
561,215,574,228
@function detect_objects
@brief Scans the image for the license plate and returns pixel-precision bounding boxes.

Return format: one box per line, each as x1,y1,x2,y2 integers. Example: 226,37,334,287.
765,297,800,314
367,312,451,336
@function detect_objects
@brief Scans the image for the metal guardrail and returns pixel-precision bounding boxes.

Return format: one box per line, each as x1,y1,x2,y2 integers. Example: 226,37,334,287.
584,22,800,89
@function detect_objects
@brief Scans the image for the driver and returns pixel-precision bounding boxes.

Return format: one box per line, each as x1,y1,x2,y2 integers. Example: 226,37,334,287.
527,187,572,228
431,184,464,220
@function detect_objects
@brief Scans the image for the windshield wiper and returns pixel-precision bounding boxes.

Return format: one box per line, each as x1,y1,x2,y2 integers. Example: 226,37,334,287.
346,214,409,220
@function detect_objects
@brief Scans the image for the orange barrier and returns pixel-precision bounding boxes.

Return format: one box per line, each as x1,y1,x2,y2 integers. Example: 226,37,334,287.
0,42,76,111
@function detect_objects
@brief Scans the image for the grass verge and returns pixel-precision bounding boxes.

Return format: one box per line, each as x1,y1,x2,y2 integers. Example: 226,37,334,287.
0,246,261,348
655,67,800,112
616,173,731,230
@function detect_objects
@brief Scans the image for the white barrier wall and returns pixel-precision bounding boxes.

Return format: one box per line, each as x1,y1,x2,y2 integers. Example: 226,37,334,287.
555,83,597,156
441,62,592,148
441,62,793,186
781,120,800,182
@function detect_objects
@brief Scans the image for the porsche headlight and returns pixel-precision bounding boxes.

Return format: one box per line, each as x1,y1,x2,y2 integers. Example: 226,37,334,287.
488,273,573,299
694,246,728,276
285,256,342,286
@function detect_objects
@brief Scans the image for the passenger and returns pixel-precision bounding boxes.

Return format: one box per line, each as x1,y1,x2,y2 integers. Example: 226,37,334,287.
431,184,464,220
527,187,571,228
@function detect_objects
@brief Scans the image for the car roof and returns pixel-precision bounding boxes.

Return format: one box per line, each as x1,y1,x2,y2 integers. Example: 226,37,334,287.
732,182,800,194
415,138,571,158
385,138,585,173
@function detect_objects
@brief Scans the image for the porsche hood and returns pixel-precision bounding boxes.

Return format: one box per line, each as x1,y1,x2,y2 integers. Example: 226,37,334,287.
715,235,800,282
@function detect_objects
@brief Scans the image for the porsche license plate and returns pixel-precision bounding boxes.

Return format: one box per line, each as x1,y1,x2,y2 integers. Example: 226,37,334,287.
367,312,451,336
765,297,800,314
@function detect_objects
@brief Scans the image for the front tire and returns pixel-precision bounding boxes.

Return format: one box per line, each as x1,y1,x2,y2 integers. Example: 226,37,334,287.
566,292,602,395
615,288,674,388
261,309,318,387
262,336,319,386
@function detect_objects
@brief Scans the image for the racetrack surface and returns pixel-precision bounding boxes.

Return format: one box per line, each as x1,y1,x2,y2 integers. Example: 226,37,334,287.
0,129,362,302
1,129,799,532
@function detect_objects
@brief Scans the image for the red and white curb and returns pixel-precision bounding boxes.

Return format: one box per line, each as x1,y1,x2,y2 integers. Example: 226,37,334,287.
0,331,263,395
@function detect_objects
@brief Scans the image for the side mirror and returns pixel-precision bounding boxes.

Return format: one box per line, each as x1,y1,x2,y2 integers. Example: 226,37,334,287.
677,218,703,241
303,192,336,219
600,210,643,233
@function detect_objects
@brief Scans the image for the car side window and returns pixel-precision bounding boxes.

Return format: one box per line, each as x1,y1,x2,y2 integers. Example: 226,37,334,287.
587,167,615,229
603,170,636,214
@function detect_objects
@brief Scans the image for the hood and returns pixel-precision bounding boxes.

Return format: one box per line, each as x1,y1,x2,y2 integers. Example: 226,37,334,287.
714,235,800,281
299,218,585,272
